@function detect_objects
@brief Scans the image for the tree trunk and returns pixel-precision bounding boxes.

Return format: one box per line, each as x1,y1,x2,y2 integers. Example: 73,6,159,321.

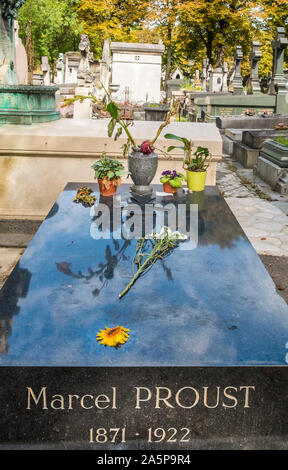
206,30,214,67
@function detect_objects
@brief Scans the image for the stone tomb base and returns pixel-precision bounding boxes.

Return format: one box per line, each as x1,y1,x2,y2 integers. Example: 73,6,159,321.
257,156,288,193
0,119,222,218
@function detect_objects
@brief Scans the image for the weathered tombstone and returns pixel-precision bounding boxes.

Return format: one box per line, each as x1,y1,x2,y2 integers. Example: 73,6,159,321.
64,52,80,84
248,41,262,94
233,46,243,95
77,34,94,87
209,68,223,92
99,38,111,92
14,20,28,85
257,139,288,193
270,27,288,114
55,53,65,84
227,66,235,92
41,56,50,86
74,34,94,119
202,58,207,92
222,62,228,92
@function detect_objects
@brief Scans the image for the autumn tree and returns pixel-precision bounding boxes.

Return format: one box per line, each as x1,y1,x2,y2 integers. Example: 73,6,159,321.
177,0,254,70
76,0,148,58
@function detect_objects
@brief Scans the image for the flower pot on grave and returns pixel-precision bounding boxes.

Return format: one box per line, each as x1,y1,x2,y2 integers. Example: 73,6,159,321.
128,146,158,196
163,181,178,194
98,179,119,197
186,170,207,192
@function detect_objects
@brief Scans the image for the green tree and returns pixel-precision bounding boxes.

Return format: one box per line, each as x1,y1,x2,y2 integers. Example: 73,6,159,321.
17,0,83,74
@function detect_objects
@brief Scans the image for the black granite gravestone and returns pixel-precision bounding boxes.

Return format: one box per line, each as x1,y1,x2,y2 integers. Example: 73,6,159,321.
0,184,288,450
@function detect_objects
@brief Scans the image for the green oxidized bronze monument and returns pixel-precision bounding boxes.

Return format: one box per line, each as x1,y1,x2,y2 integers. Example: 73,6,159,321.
0,0,60,124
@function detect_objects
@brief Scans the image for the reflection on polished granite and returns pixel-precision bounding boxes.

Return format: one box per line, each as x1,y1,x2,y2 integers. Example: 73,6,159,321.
0,184,288,367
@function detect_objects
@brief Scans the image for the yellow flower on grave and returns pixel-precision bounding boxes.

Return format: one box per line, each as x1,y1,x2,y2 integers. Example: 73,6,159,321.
96,326,130,348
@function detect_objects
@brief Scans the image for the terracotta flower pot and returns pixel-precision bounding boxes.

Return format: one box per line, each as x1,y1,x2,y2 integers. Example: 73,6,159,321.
98,179,118,197
163,181,178,194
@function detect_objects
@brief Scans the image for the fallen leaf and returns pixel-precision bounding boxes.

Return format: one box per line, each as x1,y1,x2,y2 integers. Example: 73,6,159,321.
261,237,266,240
277,285,285,291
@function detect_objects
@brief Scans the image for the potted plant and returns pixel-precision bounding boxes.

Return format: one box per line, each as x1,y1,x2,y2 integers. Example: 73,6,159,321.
160,170,186,194
164,133,211,192
92,153,124,197
64,86,178,197
103,96,177,196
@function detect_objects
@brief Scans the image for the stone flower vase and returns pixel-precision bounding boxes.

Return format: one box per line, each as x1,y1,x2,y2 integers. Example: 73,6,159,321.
128,146,158,196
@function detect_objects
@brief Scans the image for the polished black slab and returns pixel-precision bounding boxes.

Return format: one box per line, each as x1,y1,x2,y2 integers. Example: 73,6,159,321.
0,184,288,367
1,184,288,450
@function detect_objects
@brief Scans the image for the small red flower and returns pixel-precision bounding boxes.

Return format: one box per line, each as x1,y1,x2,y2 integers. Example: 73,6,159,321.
140,141,153,155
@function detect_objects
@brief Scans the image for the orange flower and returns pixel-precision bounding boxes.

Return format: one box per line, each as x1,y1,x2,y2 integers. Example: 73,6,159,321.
96,326,130,348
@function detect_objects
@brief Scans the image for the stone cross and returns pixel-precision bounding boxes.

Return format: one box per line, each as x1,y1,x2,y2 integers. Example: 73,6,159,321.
0,0,26,84
270,27,288,96
233,46,243,95
248,41,262,94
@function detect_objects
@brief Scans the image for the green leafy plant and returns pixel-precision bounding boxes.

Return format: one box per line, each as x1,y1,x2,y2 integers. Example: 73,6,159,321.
275,136,288,146
164,133,211,172
92,153,124,181
160,170,186,188
92,153,125,191
185,146,211,172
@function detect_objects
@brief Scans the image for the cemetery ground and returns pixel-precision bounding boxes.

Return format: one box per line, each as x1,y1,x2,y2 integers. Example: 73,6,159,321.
1,155,288,305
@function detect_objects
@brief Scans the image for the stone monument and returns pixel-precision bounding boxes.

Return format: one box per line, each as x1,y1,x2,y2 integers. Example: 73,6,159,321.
233,45,244,95
201,58,207,92
0,0,60,124
41,56,50,86
222,62,228,92
270,27,288,114
77,33,94,87
110,41,165,103
209,67,224,92
248,41,262,94
73,34,94,119
55,53,64,84
13,19,28,84
99,38,111,92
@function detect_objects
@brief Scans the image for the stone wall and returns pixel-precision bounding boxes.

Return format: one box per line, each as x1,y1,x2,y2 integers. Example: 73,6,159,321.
0,120,222,218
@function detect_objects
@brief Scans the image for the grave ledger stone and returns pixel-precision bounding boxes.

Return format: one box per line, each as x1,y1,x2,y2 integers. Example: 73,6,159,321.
0,184,288,450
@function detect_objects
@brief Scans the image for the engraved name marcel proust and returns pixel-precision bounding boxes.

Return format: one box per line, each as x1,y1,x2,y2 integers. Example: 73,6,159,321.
26,385,256,444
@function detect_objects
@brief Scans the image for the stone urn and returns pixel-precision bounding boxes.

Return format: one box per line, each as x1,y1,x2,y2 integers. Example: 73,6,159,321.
128,146,158,196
